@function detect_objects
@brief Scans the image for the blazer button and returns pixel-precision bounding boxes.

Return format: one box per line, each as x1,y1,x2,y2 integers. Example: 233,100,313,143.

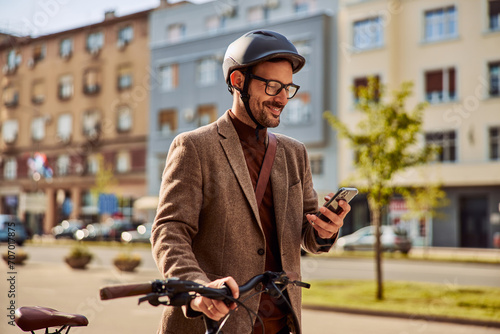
257,248,265,256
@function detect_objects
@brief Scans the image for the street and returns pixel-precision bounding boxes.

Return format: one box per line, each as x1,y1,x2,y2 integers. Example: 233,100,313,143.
19,244,500,287
1,258,500,334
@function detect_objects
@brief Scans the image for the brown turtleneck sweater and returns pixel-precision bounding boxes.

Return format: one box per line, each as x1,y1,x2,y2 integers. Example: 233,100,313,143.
229,111,288,334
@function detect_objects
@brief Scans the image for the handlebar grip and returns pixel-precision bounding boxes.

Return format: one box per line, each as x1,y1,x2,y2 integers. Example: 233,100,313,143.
100,282,153,300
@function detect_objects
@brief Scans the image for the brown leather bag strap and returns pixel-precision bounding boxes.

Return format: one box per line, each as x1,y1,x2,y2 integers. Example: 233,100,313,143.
255,132,277,208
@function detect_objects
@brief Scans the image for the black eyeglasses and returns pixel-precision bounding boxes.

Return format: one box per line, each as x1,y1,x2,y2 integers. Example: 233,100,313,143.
248,74,300,99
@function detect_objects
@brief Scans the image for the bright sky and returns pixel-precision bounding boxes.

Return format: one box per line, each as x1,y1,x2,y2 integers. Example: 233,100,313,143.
0,0,208,37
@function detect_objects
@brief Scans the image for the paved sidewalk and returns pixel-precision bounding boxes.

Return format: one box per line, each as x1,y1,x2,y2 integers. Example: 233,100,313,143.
2,261,500,334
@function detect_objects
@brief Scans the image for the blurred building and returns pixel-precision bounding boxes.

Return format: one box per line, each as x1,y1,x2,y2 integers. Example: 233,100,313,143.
147,0,340,196
0,9,152,234
337,0,500,247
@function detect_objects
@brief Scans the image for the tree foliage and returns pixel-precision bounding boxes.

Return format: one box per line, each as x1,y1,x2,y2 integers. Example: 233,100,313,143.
324,77,441,300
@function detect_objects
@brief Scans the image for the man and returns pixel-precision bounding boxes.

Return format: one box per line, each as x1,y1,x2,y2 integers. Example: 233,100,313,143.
151,30,351,334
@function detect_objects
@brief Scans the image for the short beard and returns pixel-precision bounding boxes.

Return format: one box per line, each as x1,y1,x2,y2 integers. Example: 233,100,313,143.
254,101,284,128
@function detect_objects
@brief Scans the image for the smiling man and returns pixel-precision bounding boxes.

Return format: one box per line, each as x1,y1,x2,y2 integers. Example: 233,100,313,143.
151,30,351,334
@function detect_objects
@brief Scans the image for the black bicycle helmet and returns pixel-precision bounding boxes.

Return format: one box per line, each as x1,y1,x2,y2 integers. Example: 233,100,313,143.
223,30,305,84
223,30,306,131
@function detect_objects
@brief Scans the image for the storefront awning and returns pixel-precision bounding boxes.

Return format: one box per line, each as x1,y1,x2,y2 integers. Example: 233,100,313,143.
133,196,159,210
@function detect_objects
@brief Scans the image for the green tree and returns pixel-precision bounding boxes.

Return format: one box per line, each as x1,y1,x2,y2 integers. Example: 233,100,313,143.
324,78,438,300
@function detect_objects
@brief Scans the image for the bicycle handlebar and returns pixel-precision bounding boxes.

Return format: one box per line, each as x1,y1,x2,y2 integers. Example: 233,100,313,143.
99,271,309,303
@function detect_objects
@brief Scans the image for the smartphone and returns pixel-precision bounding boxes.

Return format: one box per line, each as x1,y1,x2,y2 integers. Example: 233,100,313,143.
315,187,358,221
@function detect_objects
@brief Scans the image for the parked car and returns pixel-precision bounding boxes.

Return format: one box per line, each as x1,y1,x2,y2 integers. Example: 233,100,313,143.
52,220,84,239
0,214,28,246
74,223,111,241
335,225,412,254
106,219,136,241
121,222,152,243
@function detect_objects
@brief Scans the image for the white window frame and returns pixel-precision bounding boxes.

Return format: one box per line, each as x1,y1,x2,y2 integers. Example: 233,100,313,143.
160,64,177,91
87,32,104,52
116,151,131,173
117,106,132,132
167,23,185,43
2,119,19,144
4,157,17,180
353,16,384,50
57,114,73,143
59,74,73,99
424,6,458,42
197,58,218,86
60,38,73,58
57,154,70,176
83,110,101,139
31,116,46,142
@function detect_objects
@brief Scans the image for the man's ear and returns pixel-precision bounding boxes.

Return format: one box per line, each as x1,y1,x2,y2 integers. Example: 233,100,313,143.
230,70,244,91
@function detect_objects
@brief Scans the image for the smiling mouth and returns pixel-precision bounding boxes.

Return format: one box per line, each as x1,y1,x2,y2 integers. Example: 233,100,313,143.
266,104,283,116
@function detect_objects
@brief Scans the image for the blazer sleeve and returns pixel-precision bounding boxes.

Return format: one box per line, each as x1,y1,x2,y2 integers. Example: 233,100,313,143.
151,133,210,285
300,143,338,253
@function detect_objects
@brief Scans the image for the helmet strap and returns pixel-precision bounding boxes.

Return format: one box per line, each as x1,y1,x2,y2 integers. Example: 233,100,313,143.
239,67,265,139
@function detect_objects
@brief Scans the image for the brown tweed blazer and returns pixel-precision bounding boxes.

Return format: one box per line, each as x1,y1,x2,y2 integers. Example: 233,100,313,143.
151,111,334,334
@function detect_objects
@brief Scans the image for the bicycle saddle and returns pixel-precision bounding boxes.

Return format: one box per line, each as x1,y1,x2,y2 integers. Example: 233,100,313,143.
15,306,88,331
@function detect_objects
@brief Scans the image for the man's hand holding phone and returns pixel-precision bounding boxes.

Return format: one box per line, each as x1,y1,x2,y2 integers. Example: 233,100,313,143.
306,187,358,239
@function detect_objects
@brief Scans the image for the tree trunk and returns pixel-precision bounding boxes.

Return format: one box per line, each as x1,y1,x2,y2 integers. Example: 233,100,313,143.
370,201,384,300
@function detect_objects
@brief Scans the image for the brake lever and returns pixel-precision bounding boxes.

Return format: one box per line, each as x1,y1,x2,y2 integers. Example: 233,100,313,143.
292,280,311,289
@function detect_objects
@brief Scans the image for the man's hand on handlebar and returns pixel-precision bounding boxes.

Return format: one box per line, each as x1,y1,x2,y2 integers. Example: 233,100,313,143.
190,276,239,321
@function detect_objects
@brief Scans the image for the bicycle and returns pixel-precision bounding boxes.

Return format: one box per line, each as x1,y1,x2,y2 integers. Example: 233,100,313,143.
14,271,310,334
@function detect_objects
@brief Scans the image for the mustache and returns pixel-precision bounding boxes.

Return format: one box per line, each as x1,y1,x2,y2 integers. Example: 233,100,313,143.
263,101,285,109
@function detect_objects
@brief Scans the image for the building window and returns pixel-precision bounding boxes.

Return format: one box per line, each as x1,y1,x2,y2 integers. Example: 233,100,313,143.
5,49,21,73
32,80,45,104
117,25,133,48
117,64,133,90
159,109,178,136
2,119,18,144
309,155,324,175
167,23,185,43
87,31,104,54
58,74,73,100
60,38,73,58
425,68,456,103
489,61,500,97
83,110,101,140
425,131,456,162
2,85,19,108
31,116,46,142
87,154,99,175
4,157,17,180
57,114,73,143
353,75,380,103
424,6,457,42
206,15,223,33
353,17,383,50
117,105,132,132
197,58,218,86
160,64,178,91
83,68,101,95
57,154,70,176
116,151,131,173
282,93,311,125
293,40,311,68
34,44,46,61
197,104,217,127
489,0,500,31
247,6,264,23
295,0,312,13
490,127,500,160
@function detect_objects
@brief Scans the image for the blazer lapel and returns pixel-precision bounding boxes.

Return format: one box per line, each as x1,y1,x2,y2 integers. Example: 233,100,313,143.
218,112,261,226
271,137,288,248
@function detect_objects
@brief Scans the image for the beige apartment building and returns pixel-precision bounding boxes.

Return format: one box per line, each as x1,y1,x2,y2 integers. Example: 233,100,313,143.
337,0,500,247
0,9,152,234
